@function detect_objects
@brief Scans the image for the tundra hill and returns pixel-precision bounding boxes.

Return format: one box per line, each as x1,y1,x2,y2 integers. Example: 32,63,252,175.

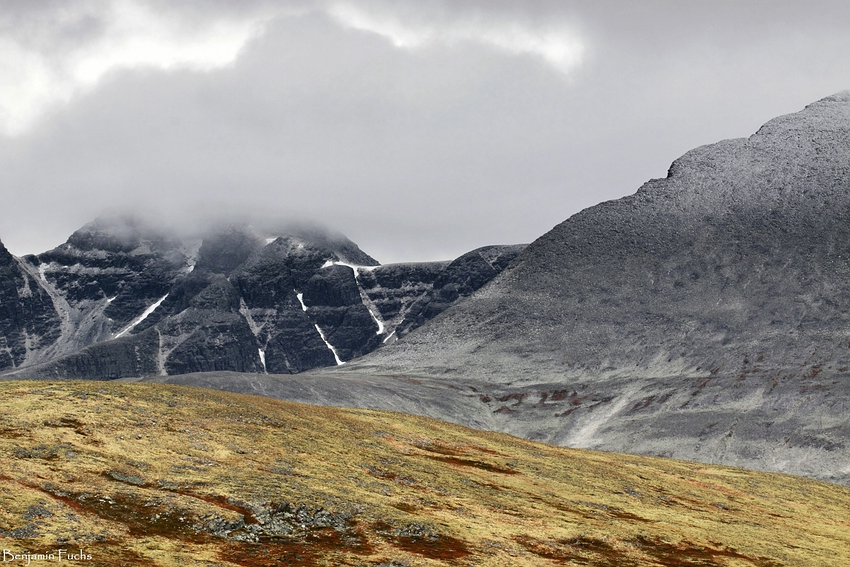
2,381,850,567
273,91,850,485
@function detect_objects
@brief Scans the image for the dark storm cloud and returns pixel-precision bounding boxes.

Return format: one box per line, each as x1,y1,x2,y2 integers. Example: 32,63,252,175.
1,1,850,263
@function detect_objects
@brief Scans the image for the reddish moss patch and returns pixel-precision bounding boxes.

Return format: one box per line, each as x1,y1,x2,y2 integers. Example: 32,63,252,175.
634,537,784,567
373,520,470,560
219,528,373,567
23,481,207,542
220,540,321,566
174,491,258,521
385,533,470,560
515,535,633,566
423,454,518,475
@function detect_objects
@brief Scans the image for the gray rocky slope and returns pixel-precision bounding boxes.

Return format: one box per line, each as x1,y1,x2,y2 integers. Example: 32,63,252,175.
0,218,524,379
142,92,850,486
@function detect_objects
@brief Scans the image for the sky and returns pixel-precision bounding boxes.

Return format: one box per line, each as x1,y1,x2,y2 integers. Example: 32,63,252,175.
2,1,850,264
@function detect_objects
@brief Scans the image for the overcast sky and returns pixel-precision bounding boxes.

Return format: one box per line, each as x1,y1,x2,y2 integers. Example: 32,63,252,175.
2,1,850,263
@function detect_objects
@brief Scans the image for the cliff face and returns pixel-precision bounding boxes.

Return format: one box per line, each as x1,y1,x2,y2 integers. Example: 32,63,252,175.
0,240,62,369
0,219,524,379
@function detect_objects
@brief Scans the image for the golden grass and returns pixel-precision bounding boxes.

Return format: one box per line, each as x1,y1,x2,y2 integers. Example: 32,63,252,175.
1,380,849,566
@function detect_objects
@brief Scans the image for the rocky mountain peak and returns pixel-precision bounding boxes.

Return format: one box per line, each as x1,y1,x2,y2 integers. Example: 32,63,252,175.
0,239,13,265
65,215,178,254
348,91,850,387
656,91,850,209
196,226,264,274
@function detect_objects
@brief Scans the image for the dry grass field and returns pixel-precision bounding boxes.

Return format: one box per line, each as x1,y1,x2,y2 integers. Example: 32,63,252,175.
1,380,849,566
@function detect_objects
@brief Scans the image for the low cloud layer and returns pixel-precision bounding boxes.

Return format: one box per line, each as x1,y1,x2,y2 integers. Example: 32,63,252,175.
2,1,850,263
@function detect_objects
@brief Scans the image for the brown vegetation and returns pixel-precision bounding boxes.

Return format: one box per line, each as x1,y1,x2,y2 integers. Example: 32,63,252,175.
1,381,849,566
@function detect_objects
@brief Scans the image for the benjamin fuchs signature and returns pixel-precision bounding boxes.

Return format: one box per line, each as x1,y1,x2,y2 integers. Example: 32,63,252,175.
2,550,92,565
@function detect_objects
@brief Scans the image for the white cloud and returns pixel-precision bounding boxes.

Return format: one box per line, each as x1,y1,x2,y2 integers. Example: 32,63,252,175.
0,0,279,136
0,1,585,137
326,2,584,75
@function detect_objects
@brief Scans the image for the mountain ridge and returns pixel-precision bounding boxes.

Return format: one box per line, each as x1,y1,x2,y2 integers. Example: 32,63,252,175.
5,92,850,489
0,217,525,379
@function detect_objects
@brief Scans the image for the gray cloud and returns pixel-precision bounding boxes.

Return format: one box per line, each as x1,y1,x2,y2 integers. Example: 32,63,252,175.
2,1,850,263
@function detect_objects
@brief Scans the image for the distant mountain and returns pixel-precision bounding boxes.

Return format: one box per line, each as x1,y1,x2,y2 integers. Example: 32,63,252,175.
0,217,524,379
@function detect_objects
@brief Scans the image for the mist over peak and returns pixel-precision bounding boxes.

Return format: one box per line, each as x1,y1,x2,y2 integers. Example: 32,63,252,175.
4,2,849,264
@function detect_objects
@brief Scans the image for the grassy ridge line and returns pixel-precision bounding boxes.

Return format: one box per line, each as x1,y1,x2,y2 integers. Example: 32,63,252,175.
1,380,849,566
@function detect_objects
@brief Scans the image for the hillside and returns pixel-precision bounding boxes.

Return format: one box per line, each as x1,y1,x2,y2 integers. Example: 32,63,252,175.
2,381,850,566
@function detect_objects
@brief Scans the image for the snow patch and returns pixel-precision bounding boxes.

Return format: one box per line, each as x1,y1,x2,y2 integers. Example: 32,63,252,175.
115,294,169,338
258,348,267,373
313,323,344,365
38,263,49,283
368,308,385,335
323,259,375,272
296,292,308,311
265,237,276,244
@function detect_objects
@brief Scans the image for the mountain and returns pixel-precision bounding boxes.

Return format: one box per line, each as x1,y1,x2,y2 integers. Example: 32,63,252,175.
3,380,849,566
0,218,524,379
307,91,850,484
351,91,850,381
